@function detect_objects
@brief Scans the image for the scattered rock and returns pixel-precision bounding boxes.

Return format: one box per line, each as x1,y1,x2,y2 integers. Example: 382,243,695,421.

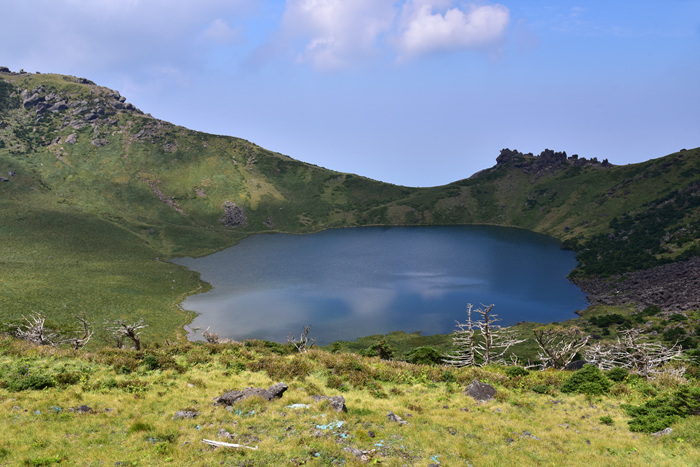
344,447,374,463
215,382,288,406
387,411,408,425
8,170,16,177
574,256,700,312
219,201,248,228
465,380,497,402
652,428,673,437
77,405,92,413
218,428,236,439
0,177,9,182
65,133,78,144
520,430,540,440
173,410,199,419
312,395,347,413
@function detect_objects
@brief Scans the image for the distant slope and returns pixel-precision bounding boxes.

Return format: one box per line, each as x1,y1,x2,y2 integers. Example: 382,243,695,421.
1,68,698,339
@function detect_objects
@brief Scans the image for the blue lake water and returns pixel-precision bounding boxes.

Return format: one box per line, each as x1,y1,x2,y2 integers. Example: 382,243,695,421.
172,225,588,345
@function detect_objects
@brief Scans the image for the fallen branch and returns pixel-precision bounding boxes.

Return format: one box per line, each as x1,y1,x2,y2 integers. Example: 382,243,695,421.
202,439,258,450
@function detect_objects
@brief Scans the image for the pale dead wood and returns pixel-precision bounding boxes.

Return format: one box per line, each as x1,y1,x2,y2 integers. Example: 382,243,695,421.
202,439,258,450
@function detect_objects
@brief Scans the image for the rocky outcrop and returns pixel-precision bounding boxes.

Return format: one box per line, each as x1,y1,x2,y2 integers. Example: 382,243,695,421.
491,148,611,178
574,256,700,312
215,382,288,406
219,201,248,228
312,395,347,413
465,380,497,402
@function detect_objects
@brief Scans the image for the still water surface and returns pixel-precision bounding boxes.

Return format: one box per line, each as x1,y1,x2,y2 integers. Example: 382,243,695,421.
172,226,588,345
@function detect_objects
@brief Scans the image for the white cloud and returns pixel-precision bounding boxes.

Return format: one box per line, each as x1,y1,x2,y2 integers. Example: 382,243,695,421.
394,1,510,60
203,19,243,44
275,1,510,70
281,0,396,71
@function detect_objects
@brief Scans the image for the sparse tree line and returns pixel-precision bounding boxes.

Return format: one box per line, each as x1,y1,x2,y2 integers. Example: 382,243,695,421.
443,303,691,379
2,304,695,381
5,312,145,351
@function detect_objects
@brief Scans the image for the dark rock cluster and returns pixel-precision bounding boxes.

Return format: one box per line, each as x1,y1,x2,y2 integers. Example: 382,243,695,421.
494,148,611,176
219,201,248,228
574,256,700,312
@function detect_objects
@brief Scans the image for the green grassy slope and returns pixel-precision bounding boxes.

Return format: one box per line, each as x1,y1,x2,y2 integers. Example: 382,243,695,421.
1,337,699,466
1,70,698,339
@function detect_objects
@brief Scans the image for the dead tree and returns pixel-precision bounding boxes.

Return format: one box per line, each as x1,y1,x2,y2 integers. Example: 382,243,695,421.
108,319,147,350
15,313,59,346
202,327,221,344
444,304,526,367
288,325,317,353
533,325,589,369
583,328,685,378
63,313,93,350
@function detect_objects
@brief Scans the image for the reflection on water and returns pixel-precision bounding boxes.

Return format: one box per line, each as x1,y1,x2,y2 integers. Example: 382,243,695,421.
172,226,588,344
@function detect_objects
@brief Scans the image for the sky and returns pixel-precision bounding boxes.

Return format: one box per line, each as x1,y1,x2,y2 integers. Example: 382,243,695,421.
1,0,699,187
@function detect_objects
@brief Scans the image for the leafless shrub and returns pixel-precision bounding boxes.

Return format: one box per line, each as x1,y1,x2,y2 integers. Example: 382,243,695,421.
533,325,589,369
583,328,685,378
15,313,59,346
64,313,93,349
444,304,526,367
202,327,220,344
288,325,317,353
107,319,147,350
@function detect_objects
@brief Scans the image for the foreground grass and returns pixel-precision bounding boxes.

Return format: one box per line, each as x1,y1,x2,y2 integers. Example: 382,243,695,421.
1,337,698,466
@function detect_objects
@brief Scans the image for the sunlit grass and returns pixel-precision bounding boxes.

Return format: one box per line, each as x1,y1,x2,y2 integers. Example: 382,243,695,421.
1,337,698,466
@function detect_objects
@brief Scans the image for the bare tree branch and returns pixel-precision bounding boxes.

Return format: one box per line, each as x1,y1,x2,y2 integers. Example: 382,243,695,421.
444,304,526,367
583,328,685,378
288,325,317,353
15,313,59,346
63,313,93,350
533,325,589,369
107,319,147,350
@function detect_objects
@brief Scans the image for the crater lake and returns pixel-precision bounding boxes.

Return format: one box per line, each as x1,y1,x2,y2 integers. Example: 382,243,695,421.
172,225,588,345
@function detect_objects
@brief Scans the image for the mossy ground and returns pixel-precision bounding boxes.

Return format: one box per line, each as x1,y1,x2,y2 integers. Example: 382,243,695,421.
1,337,698,466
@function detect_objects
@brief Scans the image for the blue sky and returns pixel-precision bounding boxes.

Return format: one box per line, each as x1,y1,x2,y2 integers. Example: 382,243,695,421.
1,0,699,186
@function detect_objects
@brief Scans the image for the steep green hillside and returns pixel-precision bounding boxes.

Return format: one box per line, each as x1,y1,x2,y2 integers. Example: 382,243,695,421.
1,69,698,339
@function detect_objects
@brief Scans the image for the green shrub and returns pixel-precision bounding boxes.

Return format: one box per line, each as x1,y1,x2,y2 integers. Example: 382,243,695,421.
127,421,154,434
642,305,662,316
326,374,345,390
663,327,686,342
531,384,550,394
561,364,611,396
606,367,629,382
505,366,529,378
405,346,443,365
361,339,394,360
622,386,700,433
142,354,160,371
22,455,65,466
599,415,614,426
0,362,56,392
441,370,457,383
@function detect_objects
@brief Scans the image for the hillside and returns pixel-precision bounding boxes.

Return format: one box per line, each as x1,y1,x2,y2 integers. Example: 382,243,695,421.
1,68,699,341
1,335,699,466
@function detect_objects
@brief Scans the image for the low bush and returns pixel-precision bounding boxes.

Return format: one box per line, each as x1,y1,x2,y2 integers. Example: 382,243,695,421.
505,366,529,378
561,364,611,396
599,415,614,426
606,367,629,382
405,346,443,365
622,386,700,433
